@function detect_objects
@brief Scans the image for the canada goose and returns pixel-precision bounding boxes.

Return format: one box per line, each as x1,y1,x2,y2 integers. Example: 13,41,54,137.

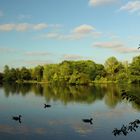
44,104,51,108
12,115,22,123
82,118,93,124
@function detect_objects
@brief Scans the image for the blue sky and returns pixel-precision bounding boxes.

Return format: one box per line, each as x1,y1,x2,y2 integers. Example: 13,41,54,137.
0,0,140,71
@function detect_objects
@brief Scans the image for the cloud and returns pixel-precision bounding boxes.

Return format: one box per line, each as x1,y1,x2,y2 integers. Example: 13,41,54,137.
115,46,138,53
93,41,123,48
89,0,116,6
0,23,48,32
33,23,48,30
25,51,51,56
72,24,94,34
23,60,53,65
40,24,101,40
62,54,92,60
15,23,31,31
120,1,140,13
0,47,17,53
0,24,15,31
62,54,84,60
93,41,139,53
0,10,4,17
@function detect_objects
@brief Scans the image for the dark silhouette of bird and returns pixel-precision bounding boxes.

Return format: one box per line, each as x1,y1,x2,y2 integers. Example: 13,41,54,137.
82,118,93,124
12,115,22,123
44,104,51,108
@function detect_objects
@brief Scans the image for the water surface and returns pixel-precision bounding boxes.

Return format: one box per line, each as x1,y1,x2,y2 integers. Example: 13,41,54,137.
0,83,140,140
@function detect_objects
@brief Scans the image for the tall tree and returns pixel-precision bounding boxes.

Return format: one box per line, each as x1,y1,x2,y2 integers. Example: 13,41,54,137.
129,55,140,83
104,57,123,81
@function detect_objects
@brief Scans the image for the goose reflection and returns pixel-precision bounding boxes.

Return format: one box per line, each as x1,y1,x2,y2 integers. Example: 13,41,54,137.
82,118,93,124
12,115,22,123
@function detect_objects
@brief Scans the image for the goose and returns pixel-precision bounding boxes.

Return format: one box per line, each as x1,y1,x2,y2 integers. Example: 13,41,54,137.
12,115,22,123
44,104,51,108
82,118,93,124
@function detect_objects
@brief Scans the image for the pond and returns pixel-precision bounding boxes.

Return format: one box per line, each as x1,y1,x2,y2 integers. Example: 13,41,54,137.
0,83,140,140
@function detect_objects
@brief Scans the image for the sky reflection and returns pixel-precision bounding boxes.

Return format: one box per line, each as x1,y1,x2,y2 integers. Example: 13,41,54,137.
0,84,140,140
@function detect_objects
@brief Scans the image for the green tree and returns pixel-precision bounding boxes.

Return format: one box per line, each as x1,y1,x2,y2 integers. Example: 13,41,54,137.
34,65,44,82
20,67,31,81
104,57,123,81
0,72,3,83
129,55,140,83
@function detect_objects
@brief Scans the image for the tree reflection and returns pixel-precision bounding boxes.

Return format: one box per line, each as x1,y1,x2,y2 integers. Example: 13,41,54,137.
104,84,122,108
2,83,140,108
112,119,140,136
112,88,140,136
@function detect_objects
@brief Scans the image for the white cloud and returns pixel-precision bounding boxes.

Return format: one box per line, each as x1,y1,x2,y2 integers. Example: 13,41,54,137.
115,46,138,53
0,23,48,32
43,32,62,39
89,0,116,6
120,1,140,13
0,24,15,31
62,54,84,60
72,24,94,34
33,23,48,30
93,41,123,48
40,24,101,40
93,41,139,53
15,23,31,31
0,47,17,53
25,51,51,56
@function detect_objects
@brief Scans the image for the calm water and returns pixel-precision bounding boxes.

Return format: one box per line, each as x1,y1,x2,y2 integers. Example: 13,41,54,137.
0,83,140,140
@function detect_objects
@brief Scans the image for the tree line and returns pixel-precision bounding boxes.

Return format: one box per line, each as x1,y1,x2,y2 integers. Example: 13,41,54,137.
0,55,140,85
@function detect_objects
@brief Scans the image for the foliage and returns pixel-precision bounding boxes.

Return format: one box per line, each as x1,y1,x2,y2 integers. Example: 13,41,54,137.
129,56,140,83
1,55,140,84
